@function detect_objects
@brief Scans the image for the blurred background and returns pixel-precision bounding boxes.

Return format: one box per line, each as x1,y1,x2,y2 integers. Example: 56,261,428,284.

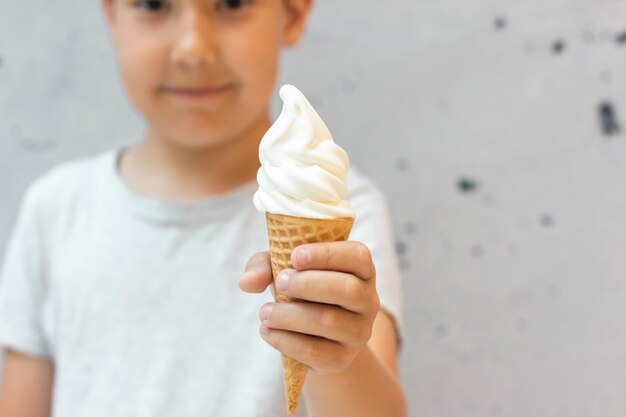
1,0,626,416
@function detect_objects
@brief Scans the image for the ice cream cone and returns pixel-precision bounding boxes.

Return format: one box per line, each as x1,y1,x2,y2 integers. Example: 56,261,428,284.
254,85,356,414
265,212,354,415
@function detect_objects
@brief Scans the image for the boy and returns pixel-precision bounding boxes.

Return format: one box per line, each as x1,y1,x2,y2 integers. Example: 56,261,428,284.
0,0,406,416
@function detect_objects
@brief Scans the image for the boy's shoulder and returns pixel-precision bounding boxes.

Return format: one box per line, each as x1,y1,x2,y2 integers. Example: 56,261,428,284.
23,149,115,215
345,165,386,204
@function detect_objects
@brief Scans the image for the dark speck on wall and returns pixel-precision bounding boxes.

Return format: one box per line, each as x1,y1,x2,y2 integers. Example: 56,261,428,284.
616,30,626,45
437,100,450,111
457,177,479,193
341,79,355,94
599,101,621,137
552,40,565,54
396,157,410,171
541,214,554,228
508,243,520,256
515,318,529,332
470,245,484,259
11,124,56,152
404,221,417,235
600,70,612,84
396,241,407,255
434,324,448,338
494,16,507,30
19,138,57,153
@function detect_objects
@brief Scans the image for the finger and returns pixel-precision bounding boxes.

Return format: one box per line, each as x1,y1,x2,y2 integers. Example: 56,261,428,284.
245,251,271,273
259,326,349,374
276,269,374,314
259,301,367,347
291,241,375,281
239,251,272,293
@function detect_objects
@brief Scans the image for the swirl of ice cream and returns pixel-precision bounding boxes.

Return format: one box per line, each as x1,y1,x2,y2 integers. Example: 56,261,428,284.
253,84,354,219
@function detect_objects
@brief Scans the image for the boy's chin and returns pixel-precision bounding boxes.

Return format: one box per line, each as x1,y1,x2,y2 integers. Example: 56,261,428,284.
165,130,239,153
149,111,264,153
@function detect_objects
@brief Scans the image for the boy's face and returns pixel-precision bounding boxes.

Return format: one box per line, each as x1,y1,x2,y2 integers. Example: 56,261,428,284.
102,0,311,150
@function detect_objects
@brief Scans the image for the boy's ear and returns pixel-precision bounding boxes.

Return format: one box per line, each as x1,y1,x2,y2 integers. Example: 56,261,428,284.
101,0,116,28
282,0,314,47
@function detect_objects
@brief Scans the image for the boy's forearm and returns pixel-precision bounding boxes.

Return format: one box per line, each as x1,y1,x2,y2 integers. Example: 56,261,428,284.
0,349,54,417
303,345,407,417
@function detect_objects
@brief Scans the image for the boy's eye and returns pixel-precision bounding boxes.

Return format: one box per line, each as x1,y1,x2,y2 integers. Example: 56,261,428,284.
134,0,170,13
216,0,251,11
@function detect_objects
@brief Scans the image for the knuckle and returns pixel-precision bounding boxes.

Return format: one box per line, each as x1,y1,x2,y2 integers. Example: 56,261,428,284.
364,294,381,324
331,348,351,371
318,353,341,373
301,273,315,294
342,348,355,366
322,244,334,267
355,243,372,265
344,277,367,301
372,293,381,313
289,272,310,298
312,346,351,374
360,323,373,344
346,317,370,345
303,341,322,363
319,308,339,332
273,330,286,350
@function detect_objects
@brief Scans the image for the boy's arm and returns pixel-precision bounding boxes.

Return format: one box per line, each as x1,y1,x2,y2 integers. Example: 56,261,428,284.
0,349,54,417
303,310,406,417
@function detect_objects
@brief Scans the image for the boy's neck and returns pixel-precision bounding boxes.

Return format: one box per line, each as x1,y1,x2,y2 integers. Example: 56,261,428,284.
119,115,269,201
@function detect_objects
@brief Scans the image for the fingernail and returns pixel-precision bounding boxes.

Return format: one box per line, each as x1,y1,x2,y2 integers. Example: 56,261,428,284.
296,247,311,267
277,270,289,292
260,325,271,336
260,303,274,320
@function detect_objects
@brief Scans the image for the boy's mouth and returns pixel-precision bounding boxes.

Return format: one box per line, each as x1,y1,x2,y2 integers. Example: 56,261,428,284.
161,84,235,99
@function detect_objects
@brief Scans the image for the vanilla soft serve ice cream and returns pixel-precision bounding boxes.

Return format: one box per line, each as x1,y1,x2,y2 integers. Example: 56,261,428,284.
253,84,354,219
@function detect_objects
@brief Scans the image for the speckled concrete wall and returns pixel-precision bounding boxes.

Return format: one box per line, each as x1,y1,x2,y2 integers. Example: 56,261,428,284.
2,1,626,416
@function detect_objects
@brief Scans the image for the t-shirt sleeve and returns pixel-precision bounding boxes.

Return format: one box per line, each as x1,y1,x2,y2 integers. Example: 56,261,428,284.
347,171,406,348
0,183,51,357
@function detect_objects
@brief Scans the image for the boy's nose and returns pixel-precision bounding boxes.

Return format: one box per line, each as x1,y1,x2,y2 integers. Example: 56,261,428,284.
171,9,218,69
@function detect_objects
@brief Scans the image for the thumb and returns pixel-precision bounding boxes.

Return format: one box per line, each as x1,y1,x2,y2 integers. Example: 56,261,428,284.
239,251,273,293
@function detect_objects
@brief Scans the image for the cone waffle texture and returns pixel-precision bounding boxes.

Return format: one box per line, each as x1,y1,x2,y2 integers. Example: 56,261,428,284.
265,212,354,415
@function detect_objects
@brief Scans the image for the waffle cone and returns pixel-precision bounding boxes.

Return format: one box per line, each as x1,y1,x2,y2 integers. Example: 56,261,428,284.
265,212,354,415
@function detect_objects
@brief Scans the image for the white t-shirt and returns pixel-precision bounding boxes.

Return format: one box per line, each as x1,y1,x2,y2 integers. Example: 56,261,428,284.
0,149,404,417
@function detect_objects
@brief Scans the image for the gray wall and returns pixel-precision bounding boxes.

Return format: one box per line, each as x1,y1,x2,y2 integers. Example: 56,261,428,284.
2,0,626,416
